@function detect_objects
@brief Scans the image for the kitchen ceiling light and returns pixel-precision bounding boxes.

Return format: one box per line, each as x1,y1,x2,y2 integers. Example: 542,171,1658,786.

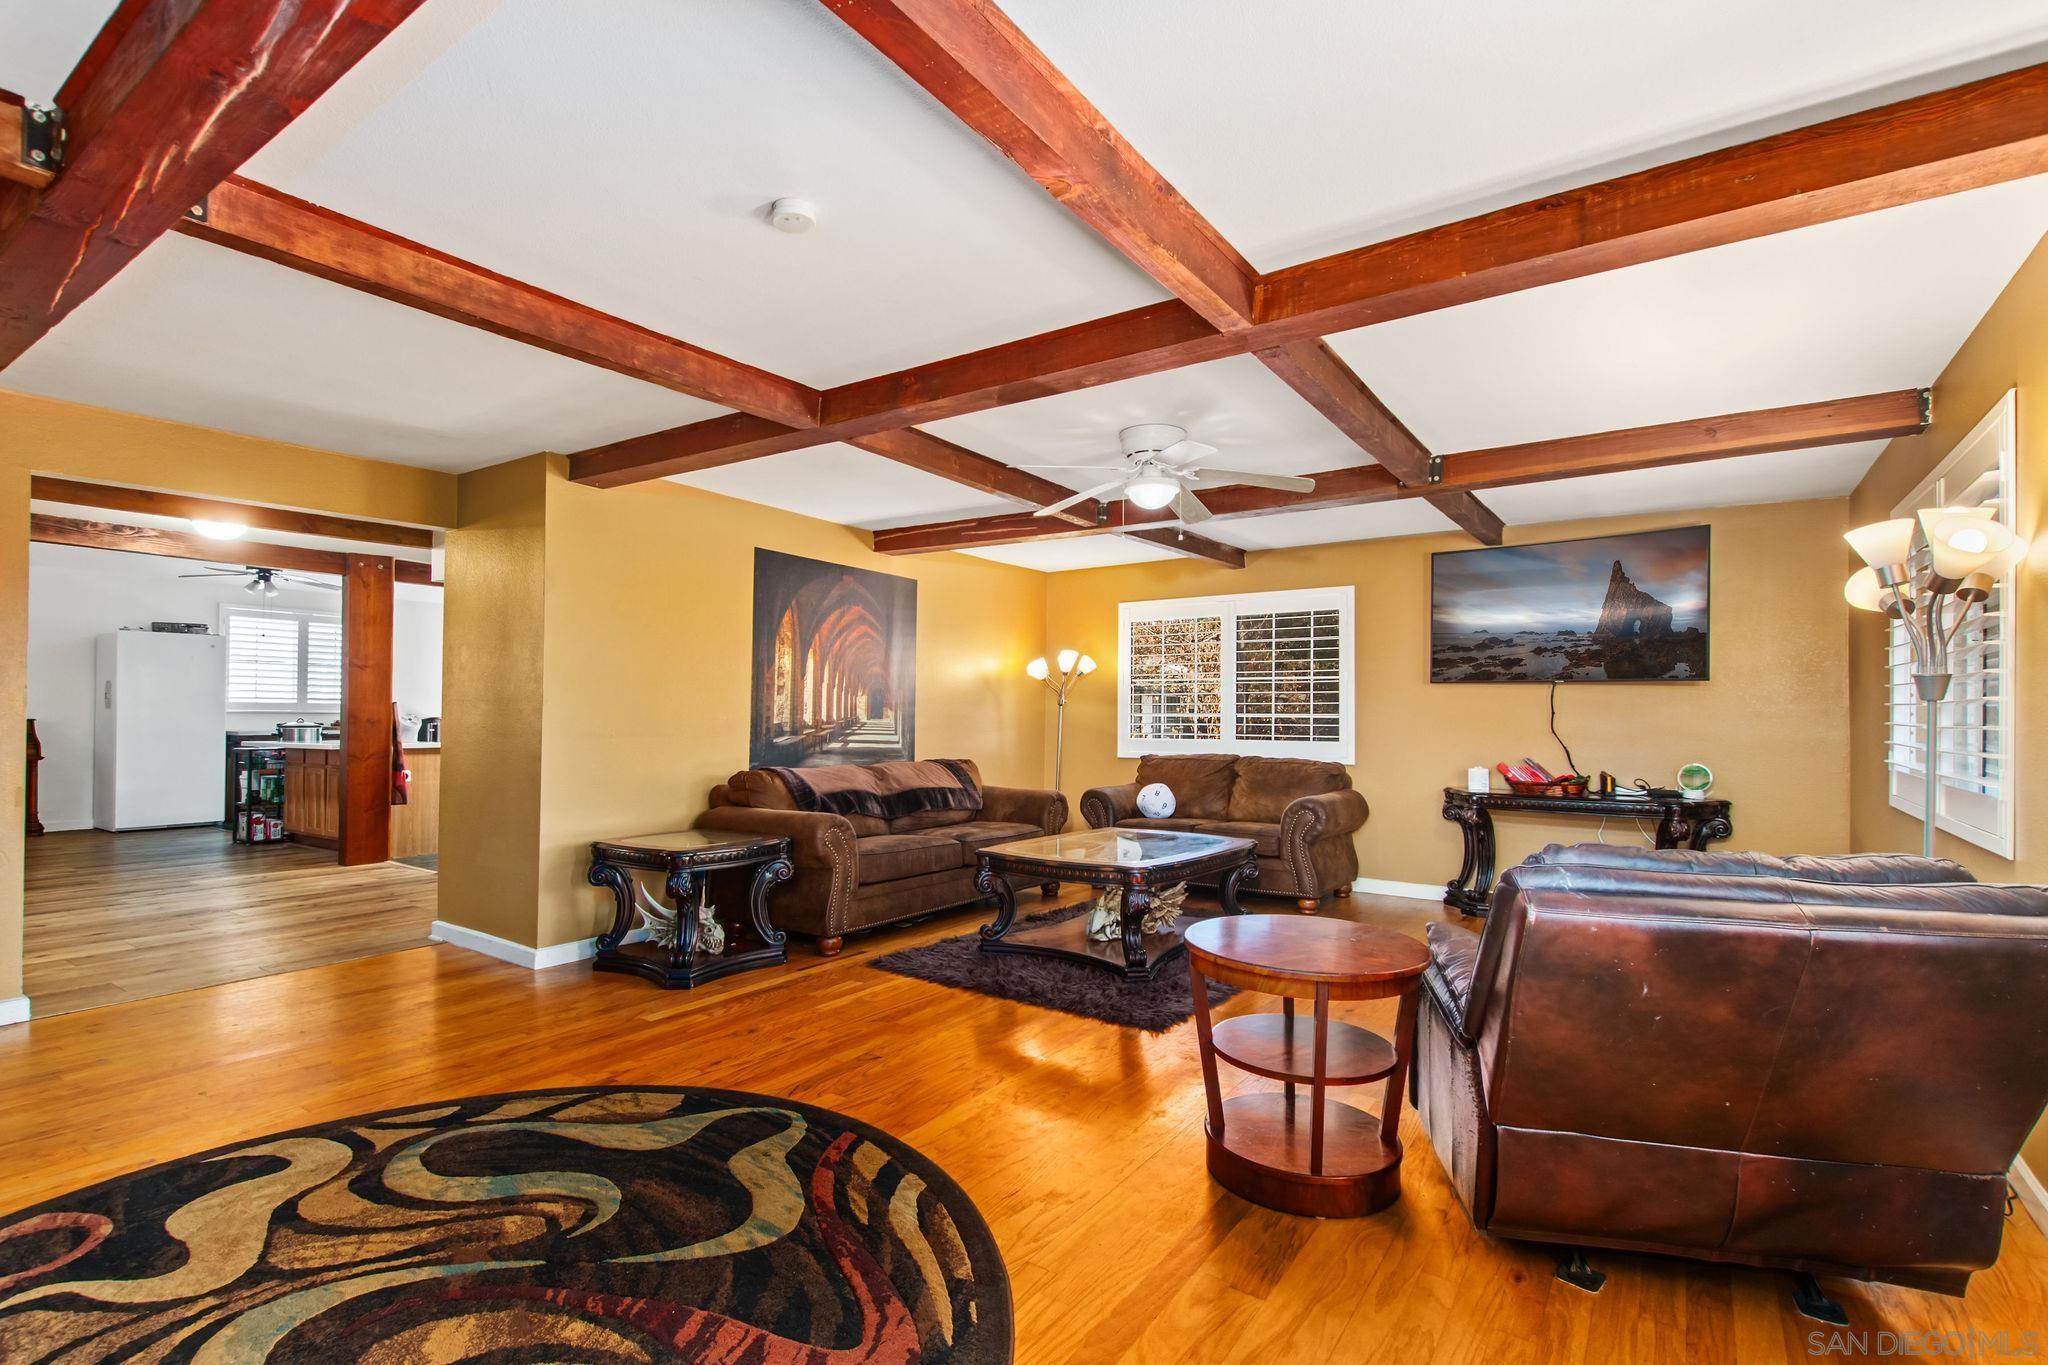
190,518,248,540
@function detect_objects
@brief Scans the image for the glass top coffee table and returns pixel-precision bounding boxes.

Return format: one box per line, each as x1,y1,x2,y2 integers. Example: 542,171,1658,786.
973,829,1260,982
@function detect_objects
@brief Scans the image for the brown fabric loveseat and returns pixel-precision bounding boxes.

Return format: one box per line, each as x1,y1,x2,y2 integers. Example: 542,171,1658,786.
1080,754,1367,909
698,758,1064,955
1416,843,2048,1304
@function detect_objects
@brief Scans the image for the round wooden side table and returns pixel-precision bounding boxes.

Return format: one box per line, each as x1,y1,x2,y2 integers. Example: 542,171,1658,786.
1184,915,1431,1217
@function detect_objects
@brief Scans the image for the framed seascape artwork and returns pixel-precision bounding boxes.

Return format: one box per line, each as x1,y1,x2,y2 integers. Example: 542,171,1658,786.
1430,526,1710,683
750,550,918,767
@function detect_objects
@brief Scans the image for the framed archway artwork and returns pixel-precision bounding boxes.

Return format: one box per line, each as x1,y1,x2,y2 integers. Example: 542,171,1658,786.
750,549,918,767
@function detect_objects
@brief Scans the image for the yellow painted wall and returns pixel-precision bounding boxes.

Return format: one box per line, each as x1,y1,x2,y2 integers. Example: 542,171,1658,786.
1043,499,1855,887
433,455,1051,950
0,391,459,1007
1846,229,2048,1174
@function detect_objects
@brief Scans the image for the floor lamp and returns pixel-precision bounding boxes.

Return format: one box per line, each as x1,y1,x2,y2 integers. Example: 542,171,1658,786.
1844,509,2024,858
1027,649,1095,794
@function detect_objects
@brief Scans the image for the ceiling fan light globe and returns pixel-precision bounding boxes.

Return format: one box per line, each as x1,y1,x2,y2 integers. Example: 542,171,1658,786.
1125,474,1180,510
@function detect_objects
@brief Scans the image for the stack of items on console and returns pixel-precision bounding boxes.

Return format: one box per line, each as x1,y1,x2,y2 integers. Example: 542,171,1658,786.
697,759,1065,955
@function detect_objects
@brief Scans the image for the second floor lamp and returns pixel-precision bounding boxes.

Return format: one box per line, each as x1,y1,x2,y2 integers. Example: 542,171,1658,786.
1028,649,1096,794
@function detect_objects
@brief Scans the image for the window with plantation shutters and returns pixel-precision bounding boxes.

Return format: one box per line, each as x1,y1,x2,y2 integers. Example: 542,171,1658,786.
1885,390,2017,857
1119,587,1354,762
221,607,344,711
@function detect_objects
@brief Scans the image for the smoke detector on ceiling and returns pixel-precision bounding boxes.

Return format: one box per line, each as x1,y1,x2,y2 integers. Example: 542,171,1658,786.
768,197,817,234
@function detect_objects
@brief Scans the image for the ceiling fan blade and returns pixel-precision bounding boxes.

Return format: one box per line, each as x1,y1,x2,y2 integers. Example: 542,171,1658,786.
1171,489,1214,524
1034,479,1125,518
1159,438,1216,466
1186,467,1317,493
177,569,243,578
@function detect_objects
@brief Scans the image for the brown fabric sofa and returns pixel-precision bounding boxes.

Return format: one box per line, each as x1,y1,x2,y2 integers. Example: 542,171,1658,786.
698,758,1064,955
1080,754,1367,908
1416,843,2048,1301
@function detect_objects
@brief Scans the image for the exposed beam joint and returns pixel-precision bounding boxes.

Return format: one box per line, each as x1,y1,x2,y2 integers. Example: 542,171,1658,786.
0,0,429,369
847,428,1096,524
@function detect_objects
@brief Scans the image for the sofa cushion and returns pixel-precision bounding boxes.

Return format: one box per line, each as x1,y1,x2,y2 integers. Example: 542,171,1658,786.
891,808,975,832
1227,757,1350,823
856,833,964,883
1132,754,1238,819
1187,820,1281,859
939,820,1043,854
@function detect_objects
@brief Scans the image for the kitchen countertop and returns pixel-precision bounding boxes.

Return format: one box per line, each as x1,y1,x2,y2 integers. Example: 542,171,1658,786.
238,740,442,750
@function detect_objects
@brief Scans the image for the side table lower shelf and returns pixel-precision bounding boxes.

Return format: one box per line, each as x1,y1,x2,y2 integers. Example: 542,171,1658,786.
1207,1092,1401,1218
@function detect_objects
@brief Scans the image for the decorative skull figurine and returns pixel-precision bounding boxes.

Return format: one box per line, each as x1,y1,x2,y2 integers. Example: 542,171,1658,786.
1136,782,1177,819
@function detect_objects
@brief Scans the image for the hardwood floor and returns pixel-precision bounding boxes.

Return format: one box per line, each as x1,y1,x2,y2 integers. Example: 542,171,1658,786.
23,826,437,1016
1,889,2042,1362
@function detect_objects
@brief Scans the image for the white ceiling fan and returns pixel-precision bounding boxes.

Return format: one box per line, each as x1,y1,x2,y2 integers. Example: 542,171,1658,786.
1022,423,1316,525
177,565,338,597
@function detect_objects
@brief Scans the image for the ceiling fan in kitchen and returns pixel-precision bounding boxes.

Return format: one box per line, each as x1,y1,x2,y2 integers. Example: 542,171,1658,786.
177,565,339,597
1020,423,1317,524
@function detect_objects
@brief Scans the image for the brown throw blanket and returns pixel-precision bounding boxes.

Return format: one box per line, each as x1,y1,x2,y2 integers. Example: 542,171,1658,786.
767,759,982,822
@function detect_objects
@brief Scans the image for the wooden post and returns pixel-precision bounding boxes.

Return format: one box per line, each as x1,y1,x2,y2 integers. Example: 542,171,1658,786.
339,554,394,866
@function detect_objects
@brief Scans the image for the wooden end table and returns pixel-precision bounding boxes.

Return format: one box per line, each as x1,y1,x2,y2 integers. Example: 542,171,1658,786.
1185,915,1430,1217
586,829,793,989
975,828,1259,982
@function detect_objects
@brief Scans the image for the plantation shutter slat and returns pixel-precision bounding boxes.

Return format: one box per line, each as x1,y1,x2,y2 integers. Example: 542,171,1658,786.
225,612,303,709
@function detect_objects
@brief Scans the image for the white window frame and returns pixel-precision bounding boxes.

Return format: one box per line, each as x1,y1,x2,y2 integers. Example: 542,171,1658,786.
1884,389,2018,858
219,604,343,713
1118,585,1355,763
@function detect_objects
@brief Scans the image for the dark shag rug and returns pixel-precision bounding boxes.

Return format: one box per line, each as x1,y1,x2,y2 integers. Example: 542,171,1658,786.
870,906,1238,1031
0,1086,1011,1363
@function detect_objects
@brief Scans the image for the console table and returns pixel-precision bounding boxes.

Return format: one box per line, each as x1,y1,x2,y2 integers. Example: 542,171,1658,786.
1440,787,1733,917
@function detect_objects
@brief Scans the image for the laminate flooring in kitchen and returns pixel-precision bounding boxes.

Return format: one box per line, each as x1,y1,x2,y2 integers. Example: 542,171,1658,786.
22,827,437,1016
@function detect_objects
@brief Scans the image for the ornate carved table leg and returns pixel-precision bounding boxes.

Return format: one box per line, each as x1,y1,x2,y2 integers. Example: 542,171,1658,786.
976,860,1017,946
1219,856,1258,915
664,866,700,973
588,857,635,955
1656,812,1695,850
1689,814,1733,851
1121,884,1153,981
1442,797,1496,917
747,857,793,959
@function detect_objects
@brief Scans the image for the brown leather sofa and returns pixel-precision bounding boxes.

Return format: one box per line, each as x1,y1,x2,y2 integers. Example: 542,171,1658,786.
698,759,1064,955
1416,843,2048,1306
1080,753,1367,909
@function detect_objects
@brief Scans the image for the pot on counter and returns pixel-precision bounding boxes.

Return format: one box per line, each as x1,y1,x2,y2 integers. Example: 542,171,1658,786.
276,720,325,743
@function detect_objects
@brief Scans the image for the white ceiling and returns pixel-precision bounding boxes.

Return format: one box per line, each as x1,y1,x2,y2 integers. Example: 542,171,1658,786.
961,535,1183,572
670,445,1015,530
1001,0,2048,269
244,0,1162,388
1,1,2045,569
4,235,726,471
1327,174,2048,453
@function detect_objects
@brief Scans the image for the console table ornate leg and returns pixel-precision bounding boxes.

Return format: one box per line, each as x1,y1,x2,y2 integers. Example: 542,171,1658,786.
1121,886,1154,981
747,858,793,953
664,867,700,971
588,859,635,954
1219,857,1257,915
975,861,1017,944
1690,815,1733,851
1442,799,1497,917
1656,813,1694,850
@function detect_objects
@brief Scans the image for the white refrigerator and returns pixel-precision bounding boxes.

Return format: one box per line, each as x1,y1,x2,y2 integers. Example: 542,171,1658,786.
93,631,227,830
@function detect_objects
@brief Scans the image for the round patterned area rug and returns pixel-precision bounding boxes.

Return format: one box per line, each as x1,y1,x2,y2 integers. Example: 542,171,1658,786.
0,1086,1012,1363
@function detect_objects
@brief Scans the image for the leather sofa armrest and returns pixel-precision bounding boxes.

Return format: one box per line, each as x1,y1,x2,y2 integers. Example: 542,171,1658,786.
1425,921,1482,1042
1080,782,1141,829
1280,788,1370,842
694,807,856,872
980,784,1068,834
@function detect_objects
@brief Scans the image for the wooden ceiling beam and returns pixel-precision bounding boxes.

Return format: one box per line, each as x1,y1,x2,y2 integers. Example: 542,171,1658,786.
1255,63,2048,340
31,512,436,583
1424,491,1505,545
0,0,429,370
872,390,1928,554
30,476,436,549
1124,526,1247,568
818,0,1257,330
845,429,1097,525
573,64,2048,487
176,178,819,425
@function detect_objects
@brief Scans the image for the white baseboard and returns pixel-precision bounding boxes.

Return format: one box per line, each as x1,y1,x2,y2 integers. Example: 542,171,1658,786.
1352,876,1446,902
429,920,645,971
2012,1157,2047,1233
0,995,29,1027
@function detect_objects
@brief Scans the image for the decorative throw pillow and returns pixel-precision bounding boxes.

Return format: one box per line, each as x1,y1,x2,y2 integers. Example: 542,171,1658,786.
1137,782,1177,818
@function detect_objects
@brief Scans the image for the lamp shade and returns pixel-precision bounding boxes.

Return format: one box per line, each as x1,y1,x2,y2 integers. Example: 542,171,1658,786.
1844,518,1917,569
1926,514,2016,579
1076,654,1097,675
1057,648,1079,675
1125,473,1179,510
1843,567,1887,612
1025,656,1049,681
